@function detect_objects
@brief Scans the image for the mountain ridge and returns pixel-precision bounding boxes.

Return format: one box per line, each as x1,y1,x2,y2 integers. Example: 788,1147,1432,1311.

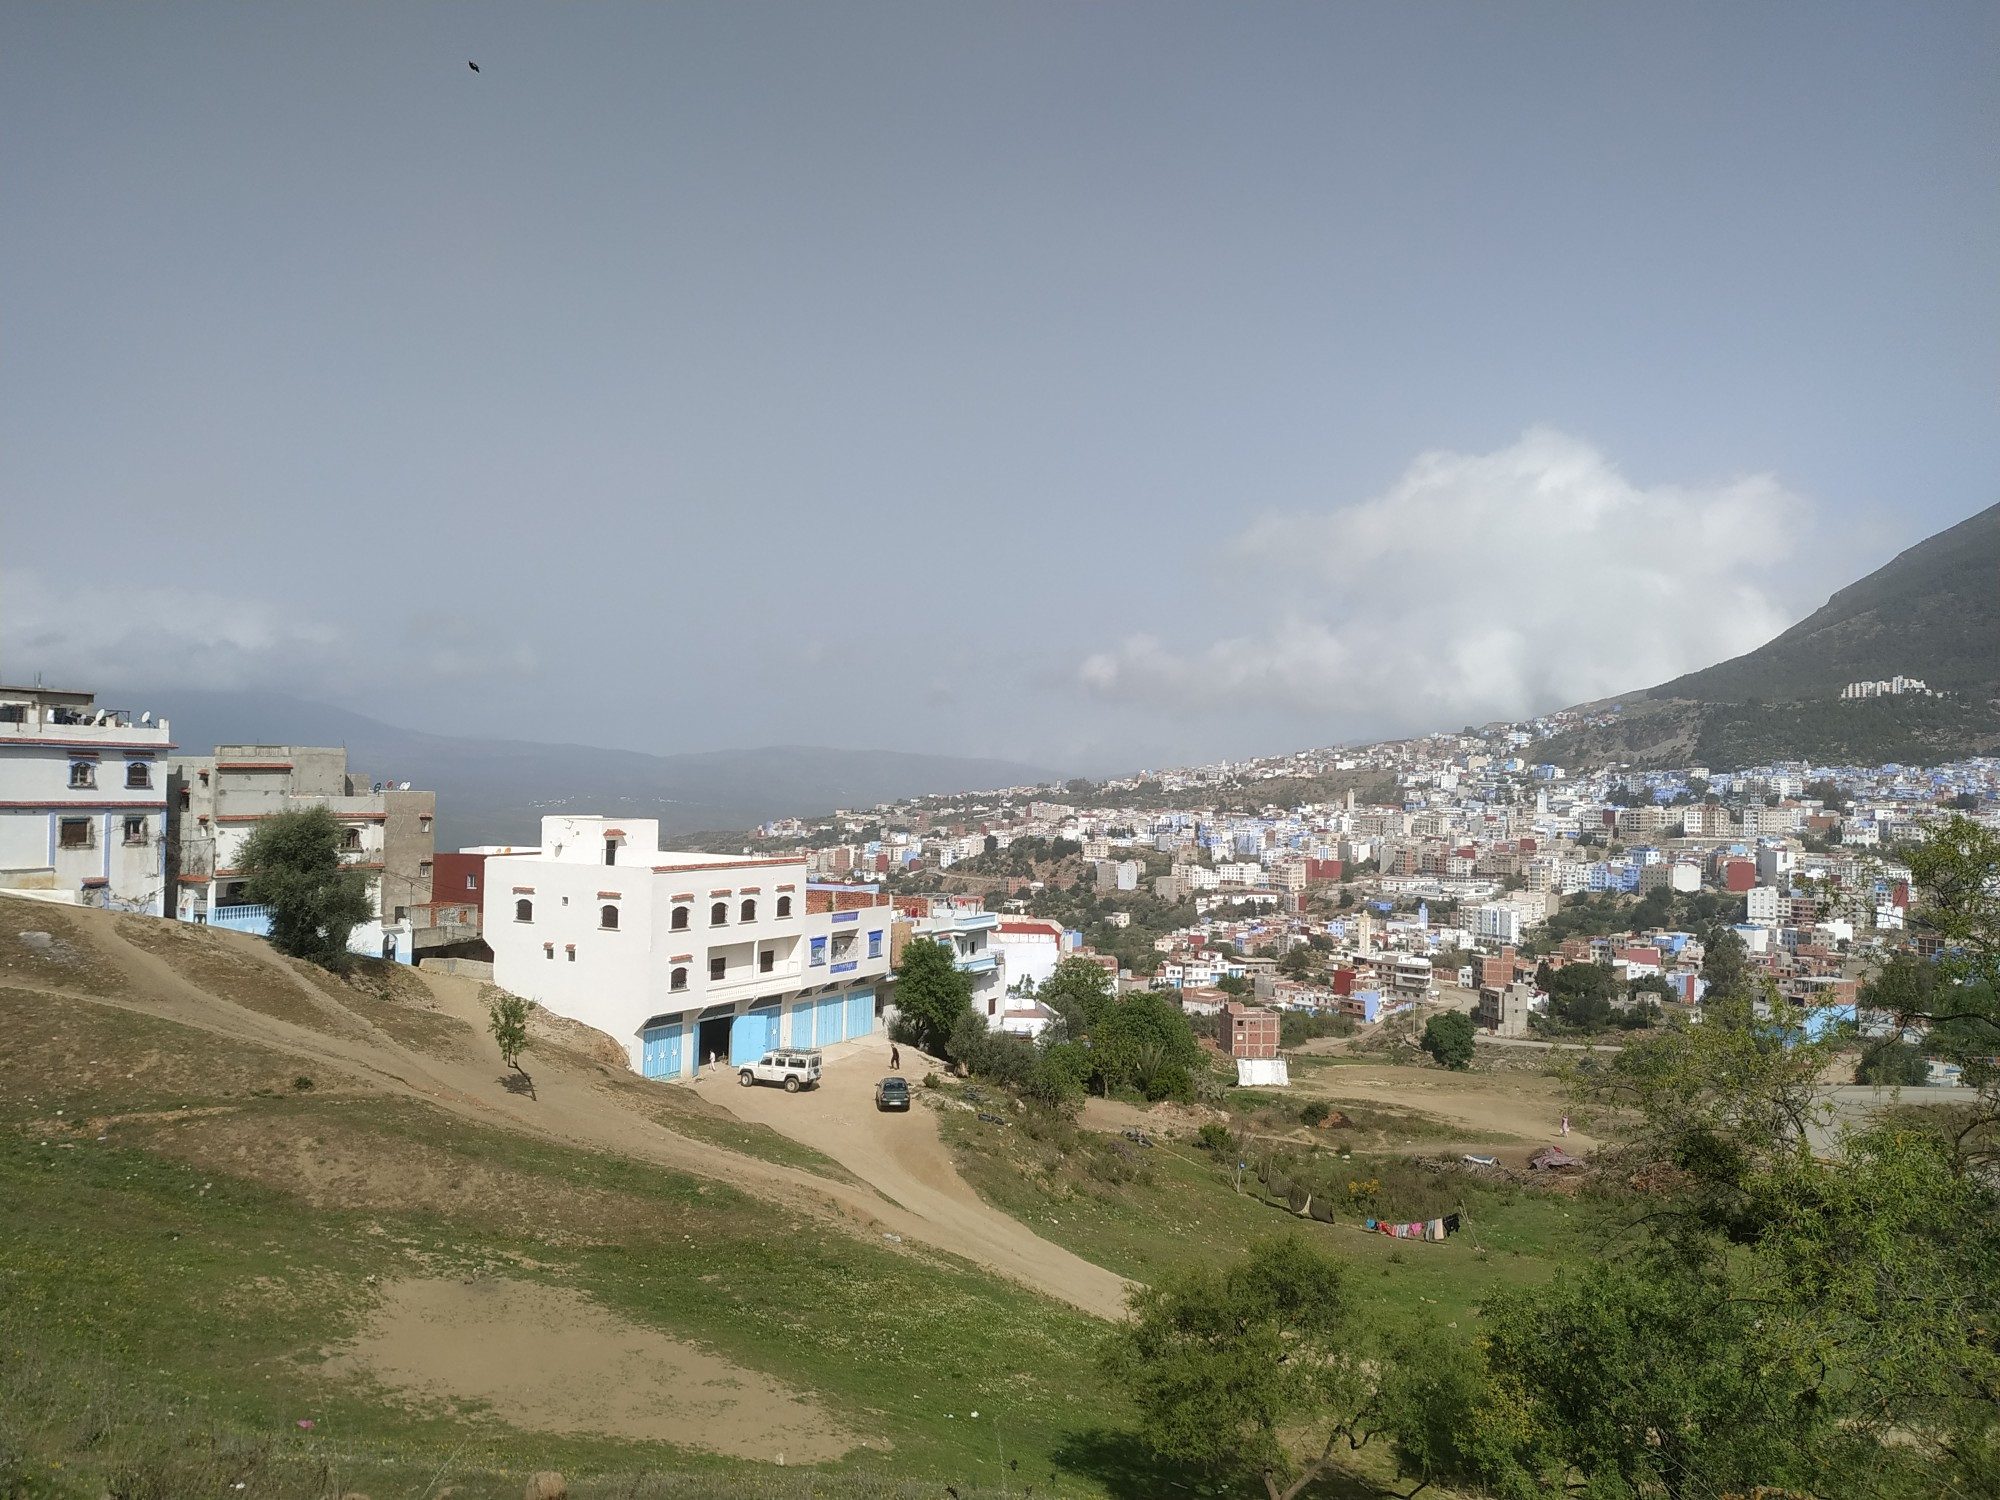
153,690,1056,849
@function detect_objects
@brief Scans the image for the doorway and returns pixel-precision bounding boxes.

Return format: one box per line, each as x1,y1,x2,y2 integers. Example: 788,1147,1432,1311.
697,1014,734,1071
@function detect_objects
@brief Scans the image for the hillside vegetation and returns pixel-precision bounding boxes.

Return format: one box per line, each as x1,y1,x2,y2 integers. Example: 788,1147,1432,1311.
1538,499,2000,768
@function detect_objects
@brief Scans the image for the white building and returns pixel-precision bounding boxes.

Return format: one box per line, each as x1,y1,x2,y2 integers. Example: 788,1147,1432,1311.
1472,902,1525,946
899,896,1008,1021
1744,885,1780,927
0,685,172,913
990,918,1067,992
485,816,892,1079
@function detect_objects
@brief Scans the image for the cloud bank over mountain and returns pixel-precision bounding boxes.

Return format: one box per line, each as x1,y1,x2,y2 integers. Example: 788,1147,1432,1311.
1076,428,1839,739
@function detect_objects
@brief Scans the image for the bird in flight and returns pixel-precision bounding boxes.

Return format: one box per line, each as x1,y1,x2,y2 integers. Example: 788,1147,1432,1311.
468,60,480,72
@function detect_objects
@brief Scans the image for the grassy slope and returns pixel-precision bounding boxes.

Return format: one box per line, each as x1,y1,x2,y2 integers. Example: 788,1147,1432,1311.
934,1097,1593,1331
0,933,1126,1500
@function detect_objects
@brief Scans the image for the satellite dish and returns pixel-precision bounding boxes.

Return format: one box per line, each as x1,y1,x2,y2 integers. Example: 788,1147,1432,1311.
140,711,152,725
400,781,411,791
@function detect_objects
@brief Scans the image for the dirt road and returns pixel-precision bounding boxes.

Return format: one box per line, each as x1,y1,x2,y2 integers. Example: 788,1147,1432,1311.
8,903,1128,1319
704,1033,1133,1320
1287,1061,1598,1149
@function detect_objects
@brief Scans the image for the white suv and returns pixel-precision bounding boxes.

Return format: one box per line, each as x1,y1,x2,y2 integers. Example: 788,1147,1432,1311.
738,1051,822,1093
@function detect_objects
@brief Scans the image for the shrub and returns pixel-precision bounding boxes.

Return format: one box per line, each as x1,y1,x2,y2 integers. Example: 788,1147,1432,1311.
1196,1121,1232,1152
1300,1100,1333,1127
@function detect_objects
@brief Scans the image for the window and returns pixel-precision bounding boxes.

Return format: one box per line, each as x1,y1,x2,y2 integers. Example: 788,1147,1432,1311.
59,819,91,849
178,786,191,808
466,874,477,890
759,949,775,974
600,904,619,930
418,860,433,878
604,839,617,866
515,898,533,922
419,815,432,831
809,935,827,967
341,828,362,850
776,895,792,918
68,761,95,789
671,967,688,991
832,932,856,961
710,902,728,926
122,816,147,846
671,905,689,931
567,946,577,962
740,898,756,922
868,929,883,959
544,943,554,960
709,955,727,981
125,760,151,789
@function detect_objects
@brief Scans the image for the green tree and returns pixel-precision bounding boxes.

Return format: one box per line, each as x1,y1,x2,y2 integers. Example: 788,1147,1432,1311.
1420,1010,1475,1070
486,991,533,1093
1038,955,1116,1037
1855,1036,1929,1086
1092,990,1204,1100
236,805,375,971
1105,1238,1381,1500
891,938,972,1051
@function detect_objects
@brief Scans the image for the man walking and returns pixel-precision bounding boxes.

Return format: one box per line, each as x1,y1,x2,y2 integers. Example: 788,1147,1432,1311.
889,1043,901,1071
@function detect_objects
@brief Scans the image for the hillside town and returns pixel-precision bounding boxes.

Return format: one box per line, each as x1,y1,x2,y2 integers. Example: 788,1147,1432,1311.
9,677,1987,1085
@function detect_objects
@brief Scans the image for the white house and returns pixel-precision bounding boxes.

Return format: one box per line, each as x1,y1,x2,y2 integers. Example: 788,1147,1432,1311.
485,816,892,1079
990,918,1068,992
0,685,172,913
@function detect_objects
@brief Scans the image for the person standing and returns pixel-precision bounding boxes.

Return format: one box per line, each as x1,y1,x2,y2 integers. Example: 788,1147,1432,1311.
889,1043,901,1071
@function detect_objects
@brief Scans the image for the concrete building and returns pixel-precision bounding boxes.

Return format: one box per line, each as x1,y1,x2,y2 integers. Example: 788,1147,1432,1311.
485,816,892,1078
0,684,172,913
1476,979,1537,1038
165,745,433,960
1222,1000,1288,1086
895,895,1007,1021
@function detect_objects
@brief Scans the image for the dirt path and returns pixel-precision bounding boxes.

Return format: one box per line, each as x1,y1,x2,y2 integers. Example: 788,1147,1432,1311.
703,1033,1134,1320
17,908,1127,1319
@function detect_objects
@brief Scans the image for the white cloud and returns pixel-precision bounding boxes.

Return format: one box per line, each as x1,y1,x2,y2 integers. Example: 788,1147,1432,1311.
0,569,538,700
1076,428,1829,736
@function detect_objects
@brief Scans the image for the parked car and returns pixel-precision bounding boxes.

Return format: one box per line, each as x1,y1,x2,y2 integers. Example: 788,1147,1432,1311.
738,1051,822,1092
875,1076,912,1111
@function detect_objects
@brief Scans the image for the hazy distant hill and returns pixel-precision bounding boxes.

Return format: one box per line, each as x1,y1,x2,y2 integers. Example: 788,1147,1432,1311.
155,691,1054,850
1540,500,2000,769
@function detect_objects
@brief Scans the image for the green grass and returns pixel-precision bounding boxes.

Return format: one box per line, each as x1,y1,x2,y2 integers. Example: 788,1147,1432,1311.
937,1109,1594,1333
0,993,1137,1500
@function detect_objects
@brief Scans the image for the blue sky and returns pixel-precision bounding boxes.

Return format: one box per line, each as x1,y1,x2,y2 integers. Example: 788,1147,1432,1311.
4,3,1995,771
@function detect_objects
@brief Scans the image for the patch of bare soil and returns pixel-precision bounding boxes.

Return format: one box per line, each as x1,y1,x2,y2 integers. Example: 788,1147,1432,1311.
0,987,350,1109
0,901,136,997
130,1105,696,1247
323,1278,860,1461
113,917,355,1036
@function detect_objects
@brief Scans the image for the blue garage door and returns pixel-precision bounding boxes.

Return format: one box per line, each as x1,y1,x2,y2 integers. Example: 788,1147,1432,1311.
746,1001,781,1056
845,987,873,1039
816,992,847,1046
789,999,817,1049
730,1004,779,1066
641,1019,684,1080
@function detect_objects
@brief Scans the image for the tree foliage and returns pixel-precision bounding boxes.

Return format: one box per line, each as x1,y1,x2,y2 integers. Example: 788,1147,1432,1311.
892,937,973,1052
1419,1009,1474,1070
236,806,375,971
1105,1238,1381,1500
486,991,530,1077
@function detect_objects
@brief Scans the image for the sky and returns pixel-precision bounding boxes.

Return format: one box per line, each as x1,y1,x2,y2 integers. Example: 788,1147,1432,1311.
3,3,1996,774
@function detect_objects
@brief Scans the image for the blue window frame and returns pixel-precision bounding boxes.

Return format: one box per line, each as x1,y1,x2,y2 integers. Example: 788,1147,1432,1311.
867,929,883,958
809,935,827,966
